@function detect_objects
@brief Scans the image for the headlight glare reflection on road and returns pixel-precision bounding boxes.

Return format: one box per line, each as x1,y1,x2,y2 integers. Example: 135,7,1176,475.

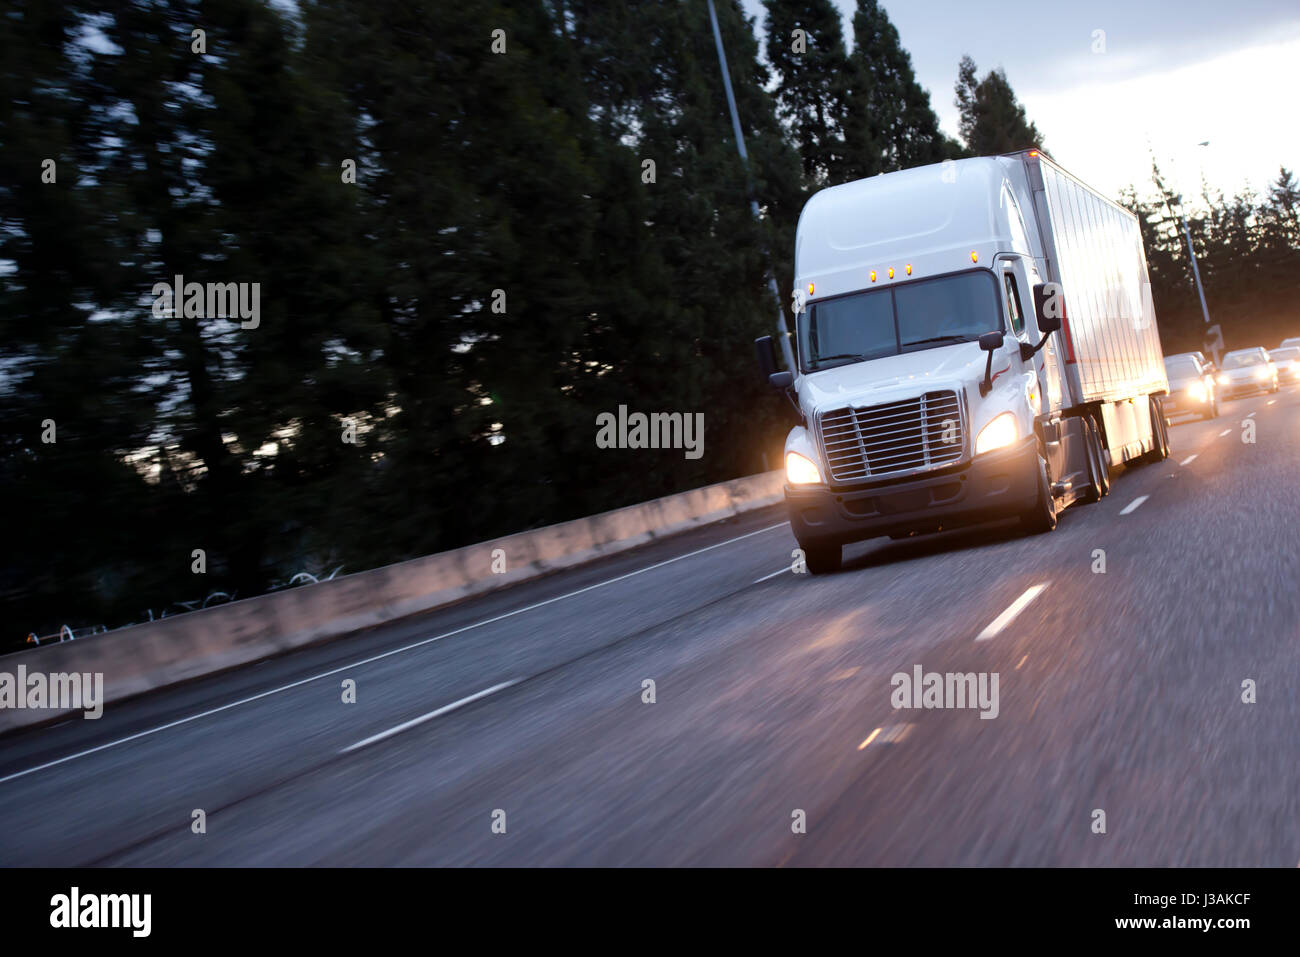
975,412,1018,455
786,451,822,485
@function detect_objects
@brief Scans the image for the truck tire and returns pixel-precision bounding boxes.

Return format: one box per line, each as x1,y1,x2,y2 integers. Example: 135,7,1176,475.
1090,416,1111,497
1019,452,1058,534
1079,418,1105,504
802,543,841,575
1143,396,1169,463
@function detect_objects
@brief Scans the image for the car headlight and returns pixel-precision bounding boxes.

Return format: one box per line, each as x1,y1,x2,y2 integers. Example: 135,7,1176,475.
785,451,822,485
1188,381,1207,402
975,412,1018,455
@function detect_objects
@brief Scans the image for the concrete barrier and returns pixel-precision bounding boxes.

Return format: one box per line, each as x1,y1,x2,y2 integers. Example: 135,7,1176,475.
0,470,785,734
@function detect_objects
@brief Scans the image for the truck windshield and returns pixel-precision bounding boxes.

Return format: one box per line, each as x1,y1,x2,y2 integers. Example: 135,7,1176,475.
798,270,1001,373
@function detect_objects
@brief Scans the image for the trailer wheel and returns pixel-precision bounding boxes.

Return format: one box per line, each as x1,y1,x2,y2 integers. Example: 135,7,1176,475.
802,543,842,575
1019,452,1058,534
1143,396,1169,463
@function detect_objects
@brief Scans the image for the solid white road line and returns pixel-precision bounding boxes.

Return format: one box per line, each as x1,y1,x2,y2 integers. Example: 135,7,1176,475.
1180,454,1198,466
0,521,789,786
975,584,1049,642
752,567,791,584
1120,495,1149,515
341,681,518,754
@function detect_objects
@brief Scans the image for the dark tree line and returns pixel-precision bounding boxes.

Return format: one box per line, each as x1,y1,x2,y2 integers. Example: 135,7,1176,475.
0,0,1293,640
1122,164,1300,357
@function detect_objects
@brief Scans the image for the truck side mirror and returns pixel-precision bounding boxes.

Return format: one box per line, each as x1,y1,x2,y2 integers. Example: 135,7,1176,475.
754,335,777,382
978,331,1004,397
1032,283,1062,334
769,371,793,390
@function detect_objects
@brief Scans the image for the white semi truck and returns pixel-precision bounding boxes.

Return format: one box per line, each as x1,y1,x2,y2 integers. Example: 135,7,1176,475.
756,149,1169,573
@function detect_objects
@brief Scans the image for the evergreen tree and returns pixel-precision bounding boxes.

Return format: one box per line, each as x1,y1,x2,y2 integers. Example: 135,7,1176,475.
839,0,954,181
954,54,1042,155
762,0,850,186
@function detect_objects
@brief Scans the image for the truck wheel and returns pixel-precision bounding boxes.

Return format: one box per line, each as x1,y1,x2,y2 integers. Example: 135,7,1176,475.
1019,452,1058,534
1079,419,1104,504
1143,397,1169,463
802,543,841,575
1091,417,1111,497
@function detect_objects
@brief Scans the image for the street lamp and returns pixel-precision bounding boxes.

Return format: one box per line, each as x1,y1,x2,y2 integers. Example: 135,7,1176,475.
705,0,797,373
1154,143,1217,359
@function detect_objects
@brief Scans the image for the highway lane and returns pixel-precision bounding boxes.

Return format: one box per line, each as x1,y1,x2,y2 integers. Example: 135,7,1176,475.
1,387,1297,865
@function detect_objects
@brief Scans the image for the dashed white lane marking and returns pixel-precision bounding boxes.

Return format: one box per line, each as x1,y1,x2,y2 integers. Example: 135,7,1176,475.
976,584,1049,642
1267,400,1276,406
1179,454,1198,466
858,724,913,750
1247,411,1256,418
1120,495,1149,516
1219,429,1232,436
1015,655,1029,671
341,681,518,754
753,567,790,584
0,522,789,786
857,728,882,750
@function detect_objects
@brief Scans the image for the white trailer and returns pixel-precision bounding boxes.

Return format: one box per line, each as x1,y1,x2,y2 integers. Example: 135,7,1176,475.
1028,155,1168,465
756,150,1169,572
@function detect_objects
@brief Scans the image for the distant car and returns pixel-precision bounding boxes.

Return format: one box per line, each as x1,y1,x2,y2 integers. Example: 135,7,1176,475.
1269,346,1300,384
1169,349,1217,375
1279,337,1300,351
1218,347,1279,398
1162,354,1218,420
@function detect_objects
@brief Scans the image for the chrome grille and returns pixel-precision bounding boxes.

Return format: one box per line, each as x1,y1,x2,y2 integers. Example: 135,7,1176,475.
818,391,965,482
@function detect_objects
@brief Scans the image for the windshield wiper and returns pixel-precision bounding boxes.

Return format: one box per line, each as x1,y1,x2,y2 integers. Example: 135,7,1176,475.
812,353,873,365
903,335,976,347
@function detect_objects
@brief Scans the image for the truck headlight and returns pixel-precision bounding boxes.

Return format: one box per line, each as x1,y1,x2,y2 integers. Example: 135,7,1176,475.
785,451,822,485
1218,373,1230,386
1256,367,1270,380
1188,381,1207,402
975,412,1018,455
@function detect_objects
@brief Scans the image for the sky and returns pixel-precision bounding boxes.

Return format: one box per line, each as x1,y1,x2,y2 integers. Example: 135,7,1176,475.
737,0,1300,206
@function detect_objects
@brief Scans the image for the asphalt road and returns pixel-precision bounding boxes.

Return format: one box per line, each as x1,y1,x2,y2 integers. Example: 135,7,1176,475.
2,386,1297,866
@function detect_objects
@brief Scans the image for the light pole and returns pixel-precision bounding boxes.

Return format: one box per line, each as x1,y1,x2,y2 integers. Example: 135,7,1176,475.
705,0,797,373
1154,144,1217,360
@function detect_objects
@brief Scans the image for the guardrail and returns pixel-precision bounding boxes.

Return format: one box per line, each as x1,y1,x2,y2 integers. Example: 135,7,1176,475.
0,469,785,734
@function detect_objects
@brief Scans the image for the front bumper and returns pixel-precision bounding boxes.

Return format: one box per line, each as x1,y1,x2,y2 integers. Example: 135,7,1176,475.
1219,378,1269,397
1161,389,1213,416
786,434,1039,548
